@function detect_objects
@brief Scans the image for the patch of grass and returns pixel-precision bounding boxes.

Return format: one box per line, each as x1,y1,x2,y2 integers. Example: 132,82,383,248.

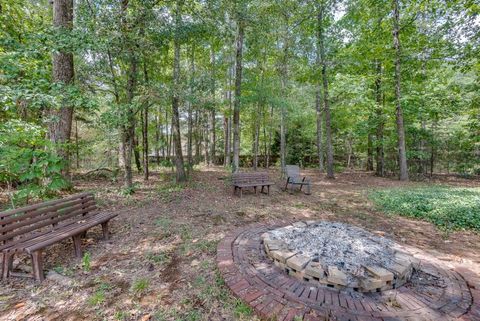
87,290,105,306
179,225,193,241
157,182,185,201
293,202,305,209
97,282,112,292
53,265,75,277
114,310,128,320
146,251,171,264
369,186,480,231
82,252,91,272
154,217,172,229
131,278,149,296
192,239,218,255
233,299,253,318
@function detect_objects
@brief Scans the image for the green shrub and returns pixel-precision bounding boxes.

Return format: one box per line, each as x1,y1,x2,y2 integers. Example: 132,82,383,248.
369,186,480,231
0,120,68,206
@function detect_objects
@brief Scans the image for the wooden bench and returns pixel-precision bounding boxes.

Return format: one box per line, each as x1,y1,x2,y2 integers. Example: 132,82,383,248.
0,192,116,281
284,165,311,195
232,172,274,197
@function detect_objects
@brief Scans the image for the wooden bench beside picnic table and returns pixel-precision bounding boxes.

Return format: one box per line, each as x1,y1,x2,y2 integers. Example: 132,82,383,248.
232,172,275,197
0,192,116,282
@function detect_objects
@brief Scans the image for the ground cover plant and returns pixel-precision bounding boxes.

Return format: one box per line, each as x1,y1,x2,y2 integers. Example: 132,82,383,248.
369,186,480,232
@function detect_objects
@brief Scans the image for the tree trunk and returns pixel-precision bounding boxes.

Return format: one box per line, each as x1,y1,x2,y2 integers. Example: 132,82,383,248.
50,0,74,179
279,17,289,177
315,11,324,173
133,132,142,173
155,108,160,165
392,0,409,181
75,117,79,169
142,60,149,180
318,4,334,179
374,60,385,177
165,108,171,158
121,53,136,189
232,18,244,173
187,44,195,173
204,111,209,165
194,110,201,162
253,103,260,170
367,133,374,171
224,115,230,166
224,55,234,167
267,105,273,169
263,106,268,168
210,45,216,165
430,120,437,176
172,0,186,182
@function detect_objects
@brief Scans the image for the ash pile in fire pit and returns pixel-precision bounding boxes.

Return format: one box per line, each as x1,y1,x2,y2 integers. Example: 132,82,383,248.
262,221,420,292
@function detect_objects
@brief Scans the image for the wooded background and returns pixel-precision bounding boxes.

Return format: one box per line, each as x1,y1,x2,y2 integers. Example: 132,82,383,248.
0,0,478,202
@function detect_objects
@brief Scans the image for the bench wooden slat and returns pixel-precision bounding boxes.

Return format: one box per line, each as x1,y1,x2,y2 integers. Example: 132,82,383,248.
235,182,274,187
0,196,94,226
0,199,96,235
0,203,97,241
0,192,92,218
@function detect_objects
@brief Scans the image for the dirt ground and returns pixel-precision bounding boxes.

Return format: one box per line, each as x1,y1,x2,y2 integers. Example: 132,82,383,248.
0,167,479,321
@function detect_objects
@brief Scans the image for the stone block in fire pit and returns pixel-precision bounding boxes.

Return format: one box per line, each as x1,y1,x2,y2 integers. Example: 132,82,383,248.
305,261,325,279
286,254,311,271
364,265,394,282
387,261,412,279
264,239,284,255
327,266,348,286
360,277,385,291
395,252,420,269
270,250,297,264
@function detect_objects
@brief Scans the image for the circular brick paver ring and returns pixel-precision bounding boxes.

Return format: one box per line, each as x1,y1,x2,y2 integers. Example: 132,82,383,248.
217,222,480,321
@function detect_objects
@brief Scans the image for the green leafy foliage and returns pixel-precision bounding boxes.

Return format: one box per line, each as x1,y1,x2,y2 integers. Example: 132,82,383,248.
0,120,67,206
369,186,480,231
82,252,91,272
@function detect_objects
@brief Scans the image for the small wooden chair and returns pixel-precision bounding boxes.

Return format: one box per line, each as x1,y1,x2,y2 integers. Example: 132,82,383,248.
284,165,311,195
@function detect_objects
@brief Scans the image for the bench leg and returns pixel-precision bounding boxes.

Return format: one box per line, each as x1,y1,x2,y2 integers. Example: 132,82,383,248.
254,186,257,195
239,188,243,198
31,251,44,282
2,252,14,279
261,186,264,194
72,234,83,259
305,181,311,195
101,221,110,240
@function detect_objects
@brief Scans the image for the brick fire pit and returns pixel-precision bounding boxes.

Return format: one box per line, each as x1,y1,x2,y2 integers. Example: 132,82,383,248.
262,221,417,293
217,221,479,321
